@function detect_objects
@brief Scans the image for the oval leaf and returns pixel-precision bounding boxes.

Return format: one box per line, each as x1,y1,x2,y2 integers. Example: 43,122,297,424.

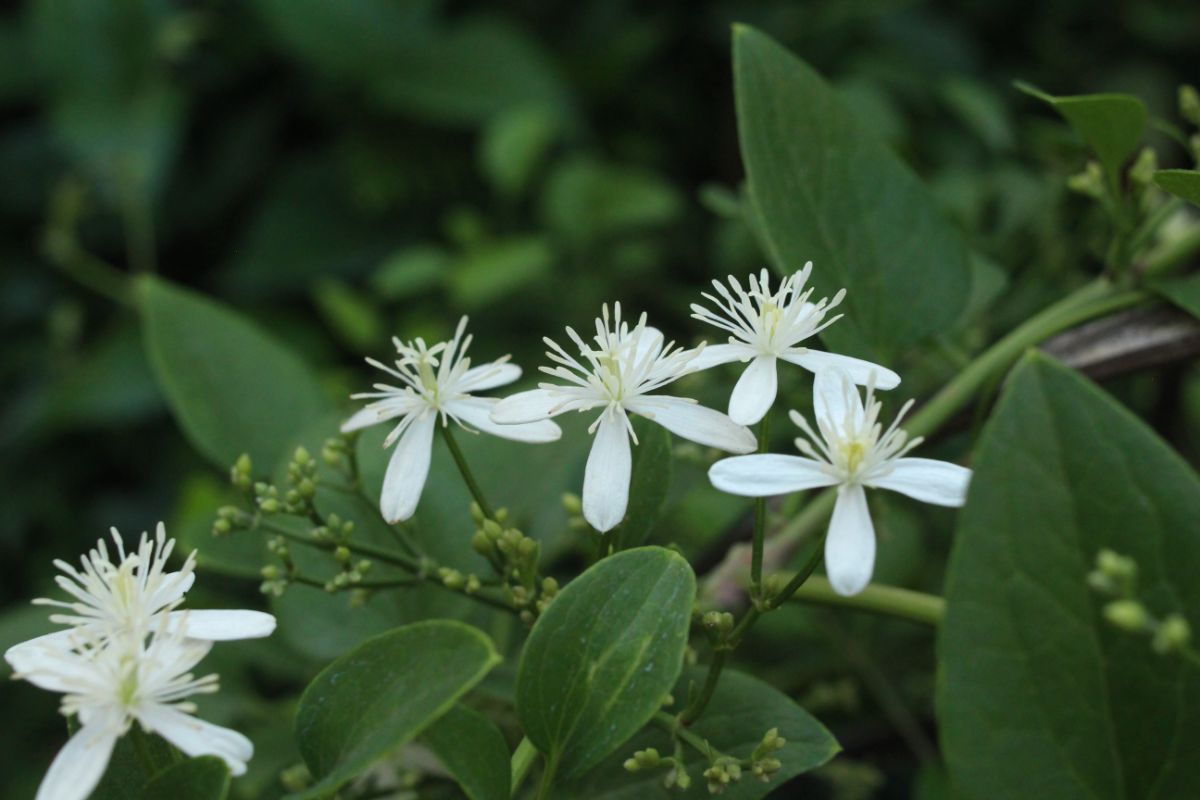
293,620,501,799
938,354,1200,799
734,25,971,361
139,276,328,469
611,421,672,551
1015,82,1146,181
421,704,511,800
567,667,839,799
141,756,230,800
1154,168,1200,207
517,546,695,779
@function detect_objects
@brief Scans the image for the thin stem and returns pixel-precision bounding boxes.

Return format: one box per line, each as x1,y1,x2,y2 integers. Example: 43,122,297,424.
511,738,538,797
652,711,712,757
256,519,419,571
45,238,133,306
766,528,828,610
679,649,727,725
749,414,771,593
441,424,495,519
784,576,944,626
535,753,559,800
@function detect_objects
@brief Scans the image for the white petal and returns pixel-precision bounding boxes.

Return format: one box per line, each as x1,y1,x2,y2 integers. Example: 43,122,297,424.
380,413,436,523
448,398,561,443
147,570,195,612
6,631,81,689
490,389,566,424
812,368,864,429
166,609,277,641
728,356,778,425
459,362,522,393
824,484,875,596
137,705,252,776
340,406,385,434
35,720,119,800
785,350,901,390
709,454,839,497
868,458,972,507
627,396,756,453
685,342,753,373
634,327,666,363
582,411,632,532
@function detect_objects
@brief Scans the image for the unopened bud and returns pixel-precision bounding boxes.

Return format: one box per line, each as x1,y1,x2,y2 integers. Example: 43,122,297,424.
439,568,465,590
1067,160,1105,199
293,447,311,466
259,498,280,514
465,575,481,594
335,546,352,564
1129,148,1158,186
1104,600,1149,633
1180,84,1200,127
623,748,661,772
562,493,583,515
469,502,485,525
1153,614,1192,654
212,518,232,536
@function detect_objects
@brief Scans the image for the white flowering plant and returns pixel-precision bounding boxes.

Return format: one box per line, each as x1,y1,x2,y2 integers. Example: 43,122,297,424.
7,17,1200,800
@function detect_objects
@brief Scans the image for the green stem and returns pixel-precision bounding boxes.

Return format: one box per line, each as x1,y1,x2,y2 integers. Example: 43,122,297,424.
749,414,771,593
785,576,944,626
46,239,133,306
257,519,420,571
652,711,712,757
766,528,828,610
679,648,727,725
511,737,538,796
441,424,496,519
535,753,559,800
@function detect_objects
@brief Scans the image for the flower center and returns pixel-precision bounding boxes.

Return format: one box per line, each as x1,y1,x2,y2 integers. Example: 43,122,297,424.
838,438,869,476
759,301,784,345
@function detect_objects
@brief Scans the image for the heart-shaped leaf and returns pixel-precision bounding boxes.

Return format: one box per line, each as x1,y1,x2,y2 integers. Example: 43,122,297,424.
1015,82,1146,183
293,620,501,799
938,353,1200,799
517,547,695,780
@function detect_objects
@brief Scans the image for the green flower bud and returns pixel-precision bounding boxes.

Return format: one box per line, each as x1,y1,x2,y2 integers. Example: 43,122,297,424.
1153,614,1192,654
1097,549,1137,582
541,576,559,597
483,519,503,540
335,546,352,564
1129,148,1158,186
439,568,465,590
664,763,690,791
471,528,494,556
1067,161,1105,199
356,559,372,574
261,565,280,580
297,478,317,500
469,502,485,525
1180,84,1200,127
1104,600,1149,633
293,446,311,466
212,518,232,536
518,536,538,558
495,507,509,524
259,497,280,514
465,575,482,594
562,493,583,515
624,748,661,772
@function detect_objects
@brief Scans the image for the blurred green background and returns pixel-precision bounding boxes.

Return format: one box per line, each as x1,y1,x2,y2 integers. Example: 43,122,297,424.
2,0,1198,798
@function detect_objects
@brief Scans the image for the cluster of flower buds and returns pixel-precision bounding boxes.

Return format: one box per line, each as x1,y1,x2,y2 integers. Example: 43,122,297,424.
748,727,786,782
468,502,556,619
624,746,692,791
1089,549,1193,656
438,567,483,594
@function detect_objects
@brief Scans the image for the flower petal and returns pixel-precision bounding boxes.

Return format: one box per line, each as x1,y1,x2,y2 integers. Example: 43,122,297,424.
340,405,385,434
6,630,79,688
449,397,561,443
728,356,778,425
868,458,972,507
824,484,875,596
785,350,901,390
459,362,522,393
582,410,632,532
35,719,120,800
491,389,567,424
137,705,253,776
685,342,753,372
167,609,277,641
709,454,839,497
147,570,195,613
812,368,864,429
627,395,756,453
380,413,436,523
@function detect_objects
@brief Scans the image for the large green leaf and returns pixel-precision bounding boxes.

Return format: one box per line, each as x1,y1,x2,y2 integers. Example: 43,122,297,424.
421,705,511,800
565,668,839,799
1015,82,1146,183
141,757,230,800
139,276,328,469
517,547,695,779
733,25,971,361
611,421,672,551
1154,169,1200,207
292,620,500,799
938,354,1200,800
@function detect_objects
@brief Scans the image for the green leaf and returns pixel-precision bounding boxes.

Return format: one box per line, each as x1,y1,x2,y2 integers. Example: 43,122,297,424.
566,668,839,799
141,756,230,800
540,157,683,246
938,354,1200,800
139,276,328,469
734,25,971,361
1153,168,1200,206
292,620,501,799
87,729,179,800
449,235,555,310
421,705,511,800
517,547,695,779
1155,271,1200,319
611,421,672,551
480,104,564,196
370,245,449,300
1015,81,1146,181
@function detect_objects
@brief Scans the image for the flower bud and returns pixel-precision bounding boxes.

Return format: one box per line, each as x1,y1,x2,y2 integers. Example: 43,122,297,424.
1129,148,1158,186
293,446,311,467
1104,600,1149,633
1180,84,1200,127
1153,614,1191,655
334,546,352,564
1067,161,1105,199
259,497,280,514
562,493,583,515
623,748,661,772
469,502,485,525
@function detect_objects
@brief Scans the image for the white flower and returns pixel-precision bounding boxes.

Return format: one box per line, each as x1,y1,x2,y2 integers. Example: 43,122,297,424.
688,265,900,425
491,303,756,532
5,524,276,671
341,317,562,523
10,624,252,800
708,369,971,596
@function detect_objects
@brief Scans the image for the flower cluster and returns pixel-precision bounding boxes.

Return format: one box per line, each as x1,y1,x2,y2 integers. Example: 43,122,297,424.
4,524,276,800
343,264,971,596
